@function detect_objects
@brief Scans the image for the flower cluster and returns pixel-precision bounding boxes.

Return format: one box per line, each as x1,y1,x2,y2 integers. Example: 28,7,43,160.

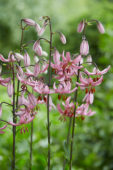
0,17,110,133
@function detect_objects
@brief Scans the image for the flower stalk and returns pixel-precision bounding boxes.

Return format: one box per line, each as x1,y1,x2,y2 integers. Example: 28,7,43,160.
47,18,53,170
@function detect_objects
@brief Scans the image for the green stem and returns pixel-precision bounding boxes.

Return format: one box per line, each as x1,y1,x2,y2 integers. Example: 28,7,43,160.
29,121,33,170
63,118,72,170
12,64,16,170
47,18,52,170
69,69,80,170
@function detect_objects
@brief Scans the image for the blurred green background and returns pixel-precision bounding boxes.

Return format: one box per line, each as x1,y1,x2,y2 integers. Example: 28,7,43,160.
0,0,113,170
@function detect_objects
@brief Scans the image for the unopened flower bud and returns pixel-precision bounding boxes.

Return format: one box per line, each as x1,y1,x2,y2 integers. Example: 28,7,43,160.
77,20,85,33
38,26,46,36
34,56,39,63
34,64,40,77
22,18,36,26
33,40,42,56
15,53,24,61
35,23,41,32
97,21,105,34
0,65,2,74
60,33,66,44
7,81,13,97
24,52,30,66
80,40,89,56
0,104,2,117
87,55,92,65
42,51,48,57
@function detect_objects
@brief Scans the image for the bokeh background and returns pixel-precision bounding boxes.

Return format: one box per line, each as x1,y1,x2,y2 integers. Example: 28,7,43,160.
0,0,113,170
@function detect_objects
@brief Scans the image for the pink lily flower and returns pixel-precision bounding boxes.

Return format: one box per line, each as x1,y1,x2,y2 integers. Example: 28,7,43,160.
84,65,110,76
76,103,96,116
83,91,94,104
57,97,75,117
53,81,77,94
33,81,54,94
76,74,103,89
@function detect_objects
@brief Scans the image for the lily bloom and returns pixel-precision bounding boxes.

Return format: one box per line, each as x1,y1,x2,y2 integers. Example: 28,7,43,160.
76,103,96,116
76,74,103,89
84,65,110,76
53,81,77,94
57,97,75,117
33,81,54,94
77,74,103,104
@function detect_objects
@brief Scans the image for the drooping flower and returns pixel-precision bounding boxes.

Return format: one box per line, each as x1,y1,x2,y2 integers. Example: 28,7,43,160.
7,81,13,97
97,21,105,34
76,103,96,116
33,40,42,56
77,20,85,33
53,81,77,94
80,40,89,56
84,65,110,76
24,52,31,66
57,97,74,117
60,33,66,44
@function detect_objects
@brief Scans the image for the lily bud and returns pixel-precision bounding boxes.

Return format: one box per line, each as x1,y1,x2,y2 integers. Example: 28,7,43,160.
22,18,36,26
24,52,30,66
7,81,13,97
34,56,39,63
34,64,40,77
60,33,66,44
38,26,46,36
97,21,105,34
15,53,24,61
28,93,37,107
0,104,2,117
77,20,85,33
87,55,92,65
80,40,89,56
42,51,48,57
35,23,41,32
33,40,42,56
0,65,2,74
